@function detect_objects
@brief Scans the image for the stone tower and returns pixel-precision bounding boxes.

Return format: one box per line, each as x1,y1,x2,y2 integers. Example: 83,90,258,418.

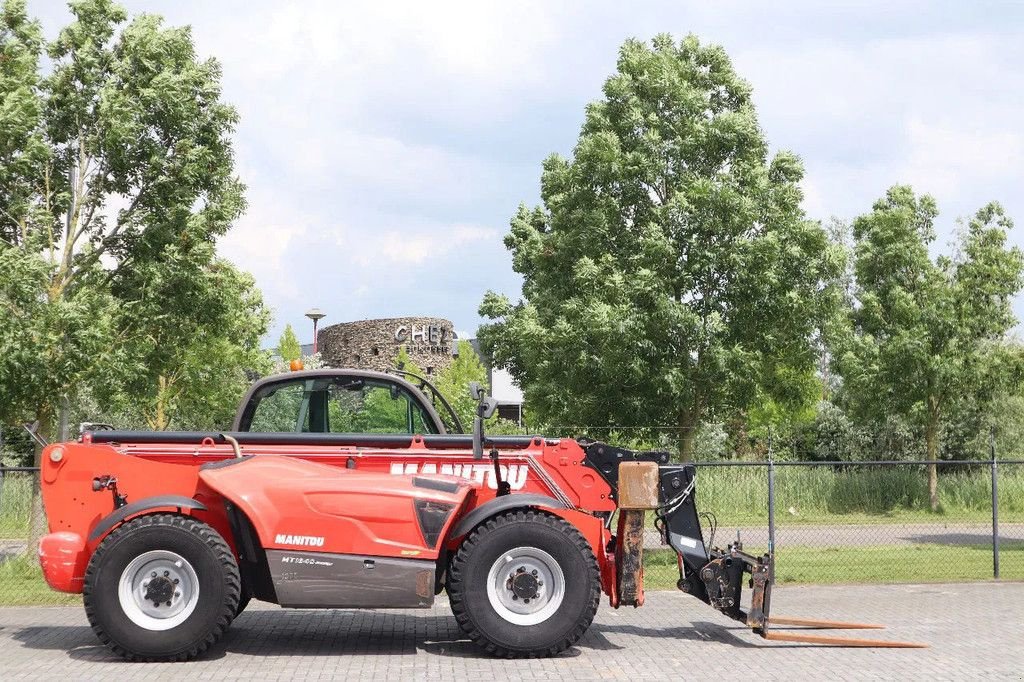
317,317,456,376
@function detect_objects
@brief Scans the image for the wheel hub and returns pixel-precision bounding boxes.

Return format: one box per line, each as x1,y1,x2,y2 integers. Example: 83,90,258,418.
486,546,566,626
510,570,540,600
143,575,175,605
118,550,199,631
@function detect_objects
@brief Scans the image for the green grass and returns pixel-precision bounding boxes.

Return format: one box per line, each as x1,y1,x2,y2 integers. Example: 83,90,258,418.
691,465,1024,526
0,472,35,538
0,554,78,606
643,543,1024,589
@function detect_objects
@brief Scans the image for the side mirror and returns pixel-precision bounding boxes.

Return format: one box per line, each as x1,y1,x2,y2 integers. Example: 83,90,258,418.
470,383,498,460
478,396,498,420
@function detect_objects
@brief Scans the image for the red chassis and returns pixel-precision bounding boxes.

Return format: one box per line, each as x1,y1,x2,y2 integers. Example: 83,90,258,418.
39,435,614,599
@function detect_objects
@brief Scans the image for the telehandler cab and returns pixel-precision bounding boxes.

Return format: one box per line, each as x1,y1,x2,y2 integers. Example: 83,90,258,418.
36,369,924,660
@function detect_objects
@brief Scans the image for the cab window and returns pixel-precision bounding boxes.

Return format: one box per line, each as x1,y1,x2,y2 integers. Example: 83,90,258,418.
247,381,308,432
245,376,438,434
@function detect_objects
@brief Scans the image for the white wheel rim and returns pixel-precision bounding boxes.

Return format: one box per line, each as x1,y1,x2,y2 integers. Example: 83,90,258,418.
485,546,565,626
117,550,200,631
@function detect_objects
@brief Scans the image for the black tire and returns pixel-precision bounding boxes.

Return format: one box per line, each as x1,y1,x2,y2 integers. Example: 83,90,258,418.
83,513,240,662
448,509,600,658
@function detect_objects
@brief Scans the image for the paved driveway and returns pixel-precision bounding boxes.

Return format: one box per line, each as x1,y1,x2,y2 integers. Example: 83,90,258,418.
1,582,1020,680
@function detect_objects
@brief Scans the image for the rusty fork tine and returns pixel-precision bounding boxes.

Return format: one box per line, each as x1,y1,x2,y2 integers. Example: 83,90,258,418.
763,631,928,648
769,616,885,630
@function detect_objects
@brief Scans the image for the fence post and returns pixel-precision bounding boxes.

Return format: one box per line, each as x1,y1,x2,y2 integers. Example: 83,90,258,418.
767,432,776,584
990,429,1000,580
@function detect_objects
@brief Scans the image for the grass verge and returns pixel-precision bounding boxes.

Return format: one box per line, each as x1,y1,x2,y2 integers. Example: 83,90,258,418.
692,465,1024,526
0,554,79,607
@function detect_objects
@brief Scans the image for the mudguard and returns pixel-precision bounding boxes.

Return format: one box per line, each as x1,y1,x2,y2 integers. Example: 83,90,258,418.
450,493,568,538
87,495,207,543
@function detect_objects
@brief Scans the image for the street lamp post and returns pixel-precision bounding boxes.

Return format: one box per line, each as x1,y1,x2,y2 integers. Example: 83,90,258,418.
305,308,326,355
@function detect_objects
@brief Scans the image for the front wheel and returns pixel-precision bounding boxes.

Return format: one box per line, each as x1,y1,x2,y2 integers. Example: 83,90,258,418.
448,509,600,657
83,514,240,661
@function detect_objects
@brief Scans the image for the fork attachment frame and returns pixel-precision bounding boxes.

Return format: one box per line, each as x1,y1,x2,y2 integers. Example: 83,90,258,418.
655,464,927,648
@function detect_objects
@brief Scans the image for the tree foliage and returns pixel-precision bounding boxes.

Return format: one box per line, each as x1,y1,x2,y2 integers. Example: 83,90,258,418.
479,34,842,459
833,186,1024,507
0,0,262,441
91,256,270,430
433,340,489,429
276,323,302,362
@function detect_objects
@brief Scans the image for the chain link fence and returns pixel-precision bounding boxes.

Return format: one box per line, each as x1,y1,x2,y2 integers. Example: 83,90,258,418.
0,467,78,606
641,458,1024,589
2,457,1021,605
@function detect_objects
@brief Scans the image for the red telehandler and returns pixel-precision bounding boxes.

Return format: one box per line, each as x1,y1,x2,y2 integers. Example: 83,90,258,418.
36,369,924,660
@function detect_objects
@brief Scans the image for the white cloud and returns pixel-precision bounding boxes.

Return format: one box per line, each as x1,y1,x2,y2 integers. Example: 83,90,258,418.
733,30,1024,231
191,0,571,127
899,117,1024,200
217,185,311,304
355,224,498,267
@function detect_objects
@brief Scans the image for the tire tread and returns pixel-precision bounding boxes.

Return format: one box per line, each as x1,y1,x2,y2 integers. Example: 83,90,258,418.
83,513,240,662
448,509,600,658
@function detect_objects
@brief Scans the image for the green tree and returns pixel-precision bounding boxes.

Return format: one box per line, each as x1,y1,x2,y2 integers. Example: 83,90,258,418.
433,339,490,429
92,257,271,430
478,34,842,460
0,0,246,442
276,323,302,362
834,187,1024,509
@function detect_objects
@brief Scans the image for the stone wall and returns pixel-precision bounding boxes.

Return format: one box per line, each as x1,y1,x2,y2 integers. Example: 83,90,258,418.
318,317,456,375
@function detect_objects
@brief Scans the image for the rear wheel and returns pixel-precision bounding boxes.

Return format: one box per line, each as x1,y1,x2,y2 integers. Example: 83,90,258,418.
448,509,600,657
84,514,240,661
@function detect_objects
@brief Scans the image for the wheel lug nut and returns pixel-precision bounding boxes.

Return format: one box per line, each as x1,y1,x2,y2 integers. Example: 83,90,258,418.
163,571,170,577
173,579,179,584
523,598,530,604
166,601,171,606
151,572,157,578
517,566,525,573
537,580,543,586
174,592,180,598
532,570,538,576
512,595,518,600
153,601,160,607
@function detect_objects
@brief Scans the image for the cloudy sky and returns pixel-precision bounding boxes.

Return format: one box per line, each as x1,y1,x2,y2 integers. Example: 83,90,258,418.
35,1,1024,343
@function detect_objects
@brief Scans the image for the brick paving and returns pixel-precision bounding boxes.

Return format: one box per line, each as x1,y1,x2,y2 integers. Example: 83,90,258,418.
1,582,1021,680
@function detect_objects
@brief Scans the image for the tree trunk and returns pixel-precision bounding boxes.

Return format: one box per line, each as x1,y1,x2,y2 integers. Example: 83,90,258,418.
925,408,939,512
678,408,698,462
149,375,172,430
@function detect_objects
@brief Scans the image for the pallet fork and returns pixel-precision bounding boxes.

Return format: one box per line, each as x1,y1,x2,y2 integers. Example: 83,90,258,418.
599,454,927,649
705,540,927,648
